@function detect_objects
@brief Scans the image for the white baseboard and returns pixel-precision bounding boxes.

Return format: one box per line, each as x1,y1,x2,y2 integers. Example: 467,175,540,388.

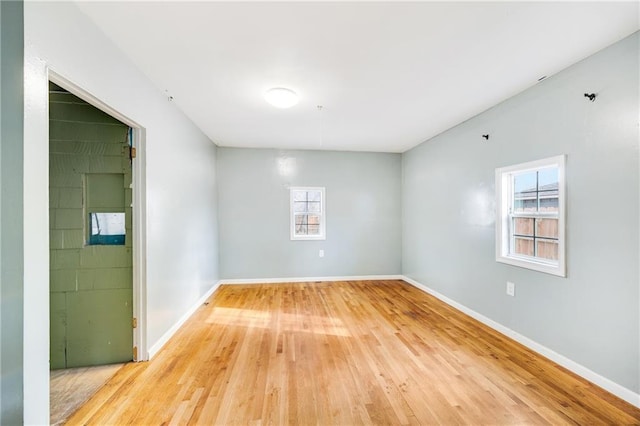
219,275,403,285
401,275,640,409
147,280,222,359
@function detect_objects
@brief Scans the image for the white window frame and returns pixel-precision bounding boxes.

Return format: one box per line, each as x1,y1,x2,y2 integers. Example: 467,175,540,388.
495,155,566,277
290,187,326,241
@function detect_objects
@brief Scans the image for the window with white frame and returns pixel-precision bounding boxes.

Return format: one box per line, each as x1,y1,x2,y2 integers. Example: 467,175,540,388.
495,155,566,276
290,187,325,240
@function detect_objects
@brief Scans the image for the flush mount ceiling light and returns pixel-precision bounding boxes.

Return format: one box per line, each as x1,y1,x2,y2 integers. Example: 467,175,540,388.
264,87,299,108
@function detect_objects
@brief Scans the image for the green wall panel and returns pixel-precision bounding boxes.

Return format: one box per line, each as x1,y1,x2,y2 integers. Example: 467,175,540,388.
124,207,132,230
86,173,124,208
77,267,132,291
60,229,84,249
124,188,132,207
49,172,83,188
49,83,133,369
50,269,76,293
52,208,83,230
50,230,63,250
80,246,132,268
57,188,83,209
50,249,80,270
50,140,124,156
49,120,128,143
48,101,123,125
89,156,126,174
49,153,90,175
65,289,133,367
49,293,67,370
50,229,84,250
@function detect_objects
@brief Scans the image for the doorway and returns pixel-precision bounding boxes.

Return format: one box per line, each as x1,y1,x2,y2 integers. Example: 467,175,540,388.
48,76,146,421
49,81,134,368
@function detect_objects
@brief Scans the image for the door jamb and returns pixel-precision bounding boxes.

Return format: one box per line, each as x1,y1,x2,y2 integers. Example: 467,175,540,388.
48,70,148,361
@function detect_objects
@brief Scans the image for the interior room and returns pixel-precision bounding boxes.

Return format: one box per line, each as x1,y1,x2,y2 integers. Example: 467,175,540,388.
1,1,638,424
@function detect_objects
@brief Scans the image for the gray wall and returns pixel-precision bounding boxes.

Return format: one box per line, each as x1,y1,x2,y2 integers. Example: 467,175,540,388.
0,1,24,424
402,32,639,393
218,148,402,279
24,3,221,420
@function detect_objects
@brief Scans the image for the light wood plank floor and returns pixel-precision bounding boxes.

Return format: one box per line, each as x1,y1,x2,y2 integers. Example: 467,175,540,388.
66,280,640,425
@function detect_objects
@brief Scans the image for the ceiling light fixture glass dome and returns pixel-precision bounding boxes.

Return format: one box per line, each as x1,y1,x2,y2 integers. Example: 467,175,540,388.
264,87,299,108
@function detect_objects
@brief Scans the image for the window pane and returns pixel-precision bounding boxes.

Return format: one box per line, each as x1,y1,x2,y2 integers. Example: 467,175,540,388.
539,196,559,212
295,214,308,235
294,201,308,213
513,168,560,214
537,239,559,261
292,191,308,202
294,214,322,236
514,198,536,212
538,168,558,188
513,171,537,213
513,217,534,236
514,237,534,256
513,194,537,212
307,215,320,225
298,202,321,213
89,212,125,245
538,168,559,212
307,191,321,202
536,218,558,239
514,171,537,193
307,201,321,213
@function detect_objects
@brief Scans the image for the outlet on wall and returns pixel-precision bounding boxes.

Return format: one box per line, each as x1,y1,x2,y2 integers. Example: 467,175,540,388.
506,281,515,297
319,249,324,258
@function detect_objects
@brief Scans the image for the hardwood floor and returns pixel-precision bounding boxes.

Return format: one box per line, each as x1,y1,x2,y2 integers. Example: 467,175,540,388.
66,280,640,425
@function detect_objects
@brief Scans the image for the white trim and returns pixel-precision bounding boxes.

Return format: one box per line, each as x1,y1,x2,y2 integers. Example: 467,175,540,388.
48,70,149,360
48,71,142,129
147,281,222,359
401,275,640,408
495,155,566,277
219,275,403,285
131,127,148,361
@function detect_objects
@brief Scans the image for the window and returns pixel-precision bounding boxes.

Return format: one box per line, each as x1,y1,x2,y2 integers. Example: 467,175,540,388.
496,155,565,276
89,212,126,245
290,187,325,240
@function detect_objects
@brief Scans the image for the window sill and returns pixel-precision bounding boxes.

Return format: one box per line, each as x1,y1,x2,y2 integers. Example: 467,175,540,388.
291,235,326,241
496,255,566,277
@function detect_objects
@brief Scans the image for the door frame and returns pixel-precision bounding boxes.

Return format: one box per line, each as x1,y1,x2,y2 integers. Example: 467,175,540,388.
48,70,148,361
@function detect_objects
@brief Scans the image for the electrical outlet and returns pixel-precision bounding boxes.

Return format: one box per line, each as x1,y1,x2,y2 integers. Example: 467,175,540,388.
319,249,324,258
506,281,515,297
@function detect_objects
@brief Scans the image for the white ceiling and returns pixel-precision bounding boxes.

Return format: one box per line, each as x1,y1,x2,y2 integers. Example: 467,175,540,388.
76,1,639,153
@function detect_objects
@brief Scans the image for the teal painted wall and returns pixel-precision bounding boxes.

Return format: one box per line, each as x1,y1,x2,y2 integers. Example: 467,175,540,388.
402,32,639,393
217,148,402,279
0,1,24,423
49,83,133,369
25,2,221,420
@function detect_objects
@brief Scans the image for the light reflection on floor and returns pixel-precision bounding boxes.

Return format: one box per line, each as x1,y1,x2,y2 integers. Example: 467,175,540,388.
205,306,351,337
